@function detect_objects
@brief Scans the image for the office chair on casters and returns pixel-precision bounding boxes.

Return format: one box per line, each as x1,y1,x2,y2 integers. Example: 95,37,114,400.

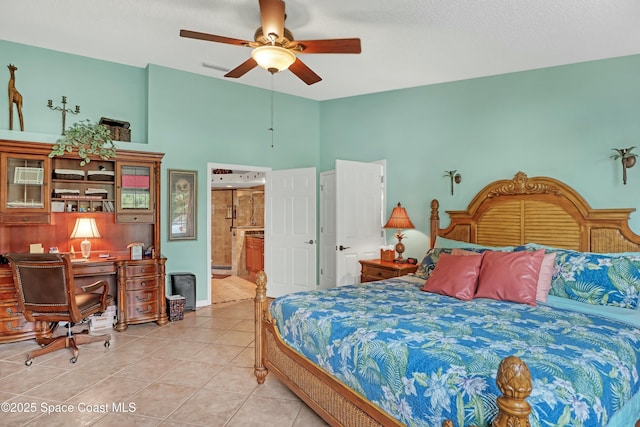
6,253,113,366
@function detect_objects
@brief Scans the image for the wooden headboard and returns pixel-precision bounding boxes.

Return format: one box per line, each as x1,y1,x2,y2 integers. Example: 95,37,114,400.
430,172,640,253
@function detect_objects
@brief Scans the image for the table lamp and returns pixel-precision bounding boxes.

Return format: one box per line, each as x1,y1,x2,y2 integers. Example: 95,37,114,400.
383,202,415,262
70,218,101,260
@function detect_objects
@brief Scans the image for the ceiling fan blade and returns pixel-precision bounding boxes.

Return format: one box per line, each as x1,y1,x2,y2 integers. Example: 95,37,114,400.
180,29,251,47
288,58,322,85
224,58,258,78
259,0,285,41
292,38,362,54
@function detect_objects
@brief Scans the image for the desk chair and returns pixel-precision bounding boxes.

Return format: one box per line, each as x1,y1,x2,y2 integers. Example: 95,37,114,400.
6,253,113,365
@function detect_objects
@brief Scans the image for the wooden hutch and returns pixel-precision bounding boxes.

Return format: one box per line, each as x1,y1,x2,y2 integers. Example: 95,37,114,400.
0,139,167,343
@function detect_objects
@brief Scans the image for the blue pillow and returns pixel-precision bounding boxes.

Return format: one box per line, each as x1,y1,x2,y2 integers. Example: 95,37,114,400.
517,244,640,309
414,248,452,280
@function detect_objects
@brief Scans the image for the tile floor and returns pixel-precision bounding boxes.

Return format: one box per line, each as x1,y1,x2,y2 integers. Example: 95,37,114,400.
211,275,257,304
0,299,328,426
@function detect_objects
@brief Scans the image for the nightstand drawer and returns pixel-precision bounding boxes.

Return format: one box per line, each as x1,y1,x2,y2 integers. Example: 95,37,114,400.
362,266,398,281
359,259,418,283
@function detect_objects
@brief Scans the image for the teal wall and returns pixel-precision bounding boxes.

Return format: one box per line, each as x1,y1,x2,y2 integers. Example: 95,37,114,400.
0,40,148,143
145,64,319,292
1,40,319,302
320,54,640,258
3,38,640,299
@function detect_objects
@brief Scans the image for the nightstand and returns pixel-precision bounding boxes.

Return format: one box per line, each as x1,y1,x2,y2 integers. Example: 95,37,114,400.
359,259,418,283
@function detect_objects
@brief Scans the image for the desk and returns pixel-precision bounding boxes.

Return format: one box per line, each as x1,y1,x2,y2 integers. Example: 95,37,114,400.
0,256,167,343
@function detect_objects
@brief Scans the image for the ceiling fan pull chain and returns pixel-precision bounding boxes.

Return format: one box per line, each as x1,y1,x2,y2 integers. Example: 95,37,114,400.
269,74,275,148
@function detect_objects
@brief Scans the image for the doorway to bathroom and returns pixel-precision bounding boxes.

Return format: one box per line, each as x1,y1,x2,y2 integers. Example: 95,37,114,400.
208,163,269,303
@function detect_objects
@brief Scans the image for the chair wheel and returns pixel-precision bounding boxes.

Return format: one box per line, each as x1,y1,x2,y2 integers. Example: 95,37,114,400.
104,340,110,348
70,356,78,364
25,359,33,366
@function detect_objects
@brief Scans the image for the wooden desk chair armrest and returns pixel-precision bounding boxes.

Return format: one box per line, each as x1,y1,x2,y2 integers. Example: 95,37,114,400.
81,279,109,294
80,280,111,306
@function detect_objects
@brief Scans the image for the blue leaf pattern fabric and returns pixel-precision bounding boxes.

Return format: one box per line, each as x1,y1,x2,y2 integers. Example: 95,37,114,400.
271,280,640,427
517,244,640,309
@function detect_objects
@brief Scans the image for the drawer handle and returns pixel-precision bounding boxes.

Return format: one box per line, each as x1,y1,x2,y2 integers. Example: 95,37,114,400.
140,281,146,287
136,293,152,302
136,305,152,315
141,268,146,273
377,271,383,276
6,320,26,331
6,307,14,315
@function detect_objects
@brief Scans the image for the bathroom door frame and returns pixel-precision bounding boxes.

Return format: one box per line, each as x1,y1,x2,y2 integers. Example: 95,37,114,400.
207,162,271,305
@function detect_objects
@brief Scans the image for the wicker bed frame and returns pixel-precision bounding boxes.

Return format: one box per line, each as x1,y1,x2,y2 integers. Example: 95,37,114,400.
254,172,640,426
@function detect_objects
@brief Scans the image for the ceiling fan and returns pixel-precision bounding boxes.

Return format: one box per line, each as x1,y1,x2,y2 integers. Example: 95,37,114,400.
180,0,361,85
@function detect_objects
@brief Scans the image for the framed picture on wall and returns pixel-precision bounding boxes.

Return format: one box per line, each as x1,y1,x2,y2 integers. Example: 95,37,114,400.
168,169,197,241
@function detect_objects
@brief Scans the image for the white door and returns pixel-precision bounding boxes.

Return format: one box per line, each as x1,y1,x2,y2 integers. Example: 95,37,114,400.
335,160,385,286
264,167,317,297
319,171,336,289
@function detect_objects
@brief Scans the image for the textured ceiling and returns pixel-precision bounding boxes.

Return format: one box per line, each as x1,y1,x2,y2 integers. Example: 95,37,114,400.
2,0,639,101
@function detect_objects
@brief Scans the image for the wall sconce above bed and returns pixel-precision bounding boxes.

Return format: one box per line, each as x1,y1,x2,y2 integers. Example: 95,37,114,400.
444,170,462,195
610,147,637,185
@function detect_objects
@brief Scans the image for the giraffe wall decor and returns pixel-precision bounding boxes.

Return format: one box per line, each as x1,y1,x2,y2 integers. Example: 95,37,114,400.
7,64,24,131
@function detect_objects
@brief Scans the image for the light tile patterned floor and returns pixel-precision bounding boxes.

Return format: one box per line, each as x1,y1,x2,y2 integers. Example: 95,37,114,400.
211,275,257,304
0,299,328,426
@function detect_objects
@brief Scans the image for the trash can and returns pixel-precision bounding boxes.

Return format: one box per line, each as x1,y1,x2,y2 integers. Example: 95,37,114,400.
166,295,186,321
170,272,196,311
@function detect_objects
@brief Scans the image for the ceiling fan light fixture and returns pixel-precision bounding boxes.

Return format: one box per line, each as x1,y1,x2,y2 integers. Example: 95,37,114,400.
251,45,296,74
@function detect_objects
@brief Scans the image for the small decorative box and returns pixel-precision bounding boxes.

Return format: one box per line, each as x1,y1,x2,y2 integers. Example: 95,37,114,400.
381,249,395,262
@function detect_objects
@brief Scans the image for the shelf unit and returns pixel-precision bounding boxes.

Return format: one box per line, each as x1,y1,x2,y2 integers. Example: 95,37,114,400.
51,158,115,214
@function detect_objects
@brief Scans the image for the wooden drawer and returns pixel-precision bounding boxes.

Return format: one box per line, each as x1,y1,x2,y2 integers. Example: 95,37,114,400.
127,301,158,320
73,263,116,277
362,265,399,281
124,263,160,278
0,316,34,334
125,289,157,306
116,213,154,224
0,301,21,319
125,276,158,291
0,213,50,224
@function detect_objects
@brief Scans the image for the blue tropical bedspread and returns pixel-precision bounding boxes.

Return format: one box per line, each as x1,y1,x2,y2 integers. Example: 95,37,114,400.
270,279,640,427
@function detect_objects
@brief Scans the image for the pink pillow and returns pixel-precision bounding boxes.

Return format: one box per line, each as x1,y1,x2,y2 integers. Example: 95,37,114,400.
475,249,545,306
422,253,483,300
536,253,556,303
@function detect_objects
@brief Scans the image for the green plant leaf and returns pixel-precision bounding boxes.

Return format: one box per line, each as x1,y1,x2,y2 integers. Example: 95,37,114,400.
49,119,116,165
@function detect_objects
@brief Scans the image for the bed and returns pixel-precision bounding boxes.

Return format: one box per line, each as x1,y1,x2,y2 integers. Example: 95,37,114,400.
254,172,640,426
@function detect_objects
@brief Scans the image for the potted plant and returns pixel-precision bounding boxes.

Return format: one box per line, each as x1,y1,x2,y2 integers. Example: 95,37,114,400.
611,147,637,185
49,119,116,166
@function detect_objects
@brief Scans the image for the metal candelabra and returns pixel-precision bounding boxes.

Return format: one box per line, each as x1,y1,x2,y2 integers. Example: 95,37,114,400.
47,96,80,135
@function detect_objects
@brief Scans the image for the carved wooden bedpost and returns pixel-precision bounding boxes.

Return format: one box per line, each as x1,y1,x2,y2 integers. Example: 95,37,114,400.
430,199,440,249
254,270,268,384
492,356,532,427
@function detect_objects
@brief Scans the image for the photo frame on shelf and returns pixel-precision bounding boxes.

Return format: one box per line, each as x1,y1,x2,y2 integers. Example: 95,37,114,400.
168,169,197,241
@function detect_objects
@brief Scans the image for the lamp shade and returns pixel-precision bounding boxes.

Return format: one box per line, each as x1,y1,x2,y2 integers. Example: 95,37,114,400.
251,45,296,73
70,218,101,239
384,203,415,230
